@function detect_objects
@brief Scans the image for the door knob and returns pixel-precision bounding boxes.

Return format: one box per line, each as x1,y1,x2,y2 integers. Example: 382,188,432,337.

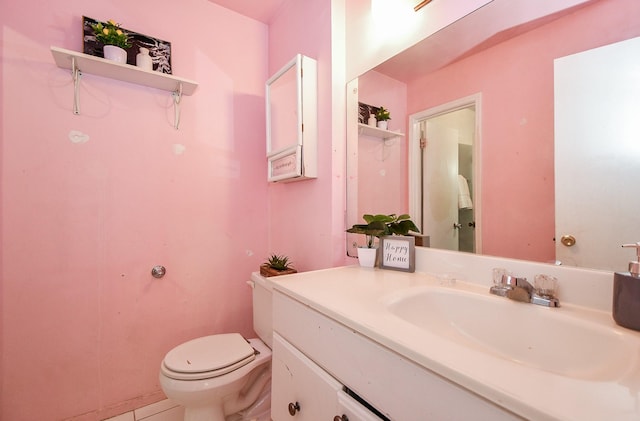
288,401,300,416
560,235,576,247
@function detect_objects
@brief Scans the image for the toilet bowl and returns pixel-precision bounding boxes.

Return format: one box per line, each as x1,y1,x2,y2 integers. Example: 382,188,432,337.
159,274,273,421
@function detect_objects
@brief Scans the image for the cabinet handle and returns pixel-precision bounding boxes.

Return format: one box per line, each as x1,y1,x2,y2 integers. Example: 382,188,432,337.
334,415,349,421
288,401,300,416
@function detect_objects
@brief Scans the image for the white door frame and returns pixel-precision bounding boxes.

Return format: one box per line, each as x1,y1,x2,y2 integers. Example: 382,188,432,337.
408,93,482,254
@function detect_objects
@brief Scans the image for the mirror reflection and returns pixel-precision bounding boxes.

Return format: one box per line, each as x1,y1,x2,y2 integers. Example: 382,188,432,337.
346,0,640,271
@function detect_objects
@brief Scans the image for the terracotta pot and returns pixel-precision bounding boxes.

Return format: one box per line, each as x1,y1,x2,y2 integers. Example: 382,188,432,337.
259,264,297,277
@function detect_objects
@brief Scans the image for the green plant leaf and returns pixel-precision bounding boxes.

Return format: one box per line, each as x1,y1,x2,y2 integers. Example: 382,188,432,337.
264,254,293,270
347,213,420,247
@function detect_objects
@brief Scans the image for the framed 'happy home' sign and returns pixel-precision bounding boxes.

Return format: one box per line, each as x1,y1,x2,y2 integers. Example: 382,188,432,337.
379,236,416,273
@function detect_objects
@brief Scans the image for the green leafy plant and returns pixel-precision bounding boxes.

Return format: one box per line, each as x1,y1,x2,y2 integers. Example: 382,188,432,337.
91,19,132,49
347,213,419,248
264,254,294,271
375,106,391,121
260,253,297,277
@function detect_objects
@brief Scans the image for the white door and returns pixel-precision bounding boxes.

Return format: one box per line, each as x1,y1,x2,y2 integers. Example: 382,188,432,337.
555,36,640,270
423,119,459,251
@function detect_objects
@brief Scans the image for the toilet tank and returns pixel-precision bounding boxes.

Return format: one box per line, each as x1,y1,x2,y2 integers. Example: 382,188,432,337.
250,272,273,348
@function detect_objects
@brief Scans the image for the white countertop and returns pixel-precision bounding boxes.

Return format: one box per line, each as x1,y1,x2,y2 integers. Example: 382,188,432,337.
271,265,640,421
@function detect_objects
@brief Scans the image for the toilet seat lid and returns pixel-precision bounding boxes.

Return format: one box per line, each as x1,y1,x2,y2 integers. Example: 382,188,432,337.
163,333,255,374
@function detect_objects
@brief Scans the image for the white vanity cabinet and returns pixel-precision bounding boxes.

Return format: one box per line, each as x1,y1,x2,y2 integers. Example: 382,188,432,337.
272,332,381,421
271,332,341,420
272,289,522,421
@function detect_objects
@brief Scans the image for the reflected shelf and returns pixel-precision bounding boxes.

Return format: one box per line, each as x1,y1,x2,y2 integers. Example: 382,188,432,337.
358,123,405,140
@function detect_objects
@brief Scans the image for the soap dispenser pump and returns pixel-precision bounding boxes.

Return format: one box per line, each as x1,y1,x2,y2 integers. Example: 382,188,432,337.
612,242,640,331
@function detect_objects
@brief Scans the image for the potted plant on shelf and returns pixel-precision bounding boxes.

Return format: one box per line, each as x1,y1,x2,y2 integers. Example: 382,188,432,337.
375,106,391,130
260,254,297,277
90,19,132,63
347,213,420,267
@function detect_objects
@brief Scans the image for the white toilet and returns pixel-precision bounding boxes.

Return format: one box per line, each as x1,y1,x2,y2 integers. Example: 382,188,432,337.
159,274,274,421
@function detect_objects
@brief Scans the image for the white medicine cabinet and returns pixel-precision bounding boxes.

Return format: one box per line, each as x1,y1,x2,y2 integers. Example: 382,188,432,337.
266,54,318,182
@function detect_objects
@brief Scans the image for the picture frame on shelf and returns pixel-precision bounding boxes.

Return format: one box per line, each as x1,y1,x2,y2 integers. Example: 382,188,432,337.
379,236,416,273
358,102,381,124
82,16,173,74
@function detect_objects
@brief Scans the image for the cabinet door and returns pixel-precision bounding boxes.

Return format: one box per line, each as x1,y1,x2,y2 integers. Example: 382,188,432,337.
266,54,317,182
271,333,341,421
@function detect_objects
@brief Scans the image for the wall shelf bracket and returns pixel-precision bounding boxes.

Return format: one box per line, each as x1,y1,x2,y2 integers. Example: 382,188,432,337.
172,83,183,130
72,57,81,115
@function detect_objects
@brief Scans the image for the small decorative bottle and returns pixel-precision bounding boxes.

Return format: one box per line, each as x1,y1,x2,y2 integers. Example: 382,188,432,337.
136,47,153,71
368,114,377,127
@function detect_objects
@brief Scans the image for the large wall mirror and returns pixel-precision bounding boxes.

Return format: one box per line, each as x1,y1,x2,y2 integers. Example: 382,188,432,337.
346,0,640,271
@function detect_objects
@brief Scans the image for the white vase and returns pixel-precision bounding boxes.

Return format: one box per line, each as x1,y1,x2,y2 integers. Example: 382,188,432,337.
357,247,378,268
103,45,128,63
377,120,388,130
368,114,377,127
136,47,153,71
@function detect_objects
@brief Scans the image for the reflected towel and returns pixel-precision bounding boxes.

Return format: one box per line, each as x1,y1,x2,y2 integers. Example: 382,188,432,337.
458,175,473,210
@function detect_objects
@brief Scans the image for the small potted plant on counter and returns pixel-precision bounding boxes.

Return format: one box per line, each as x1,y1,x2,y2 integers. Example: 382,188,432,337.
347,213,420,267
260,254,297,277
375,106,391,130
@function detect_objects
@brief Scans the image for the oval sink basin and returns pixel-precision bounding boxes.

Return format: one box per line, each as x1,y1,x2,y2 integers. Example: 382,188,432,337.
386,287,637,381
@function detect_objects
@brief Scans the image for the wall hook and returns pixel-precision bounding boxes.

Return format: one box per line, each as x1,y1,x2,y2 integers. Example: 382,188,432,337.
151,265,166,278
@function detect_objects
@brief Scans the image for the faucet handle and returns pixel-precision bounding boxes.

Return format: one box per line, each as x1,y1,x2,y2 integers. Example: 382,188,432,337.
534,274,558,298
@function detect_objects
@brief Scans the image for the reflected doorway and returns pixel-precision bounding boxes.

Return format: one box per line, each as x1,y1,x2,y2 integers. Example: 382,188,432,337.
409,94,481,254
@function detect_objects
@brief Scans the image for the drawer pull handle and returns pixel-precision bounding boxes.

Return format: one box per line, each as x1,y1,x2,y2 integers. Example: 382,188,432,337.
288,401,300,416
334,415,349,421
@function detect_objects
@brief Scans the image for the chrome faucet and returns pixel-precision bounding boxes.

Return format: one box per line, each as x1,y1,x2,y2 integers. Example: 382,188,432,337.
490,273,560,307
489,274,523,296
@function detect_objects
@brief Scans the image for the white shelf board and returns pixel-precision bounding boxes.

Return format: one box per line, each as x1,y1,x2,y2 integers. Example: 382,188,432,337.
358,123,405,140
51,46,198,95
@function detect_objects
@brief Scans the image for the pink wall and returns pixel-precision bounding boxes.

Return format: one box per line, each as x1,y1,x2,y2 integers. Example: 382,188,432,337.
1,1,269,419
406,0,640,262
267,0,344,270
358,71,408,219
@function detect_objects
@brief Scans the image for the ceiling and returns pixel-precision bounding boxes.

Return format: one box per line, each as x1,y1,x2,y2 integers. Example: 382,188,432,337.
208,0,287,23
372,0,592,82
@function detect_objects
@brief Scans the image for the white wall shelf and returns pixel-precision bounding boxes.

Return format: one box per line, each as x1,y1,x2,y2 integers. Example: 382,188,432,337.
358,123,404,140
51,46,199,129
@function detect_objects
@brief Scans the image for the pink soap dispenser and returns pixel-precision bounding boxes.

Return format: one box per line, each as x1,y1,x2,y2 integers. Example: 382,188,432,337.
613,242,640,331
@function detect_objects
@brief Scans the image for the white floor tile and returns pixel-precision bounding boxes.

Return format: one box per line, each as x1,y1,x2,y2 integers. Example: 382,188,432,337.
134,399,181,420
138,405,184,421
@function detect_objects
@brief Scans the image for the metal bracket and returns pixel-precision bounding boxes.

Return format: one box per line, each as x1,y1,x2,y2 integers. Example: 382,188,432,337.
72,57,81,115
172,83,183,130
